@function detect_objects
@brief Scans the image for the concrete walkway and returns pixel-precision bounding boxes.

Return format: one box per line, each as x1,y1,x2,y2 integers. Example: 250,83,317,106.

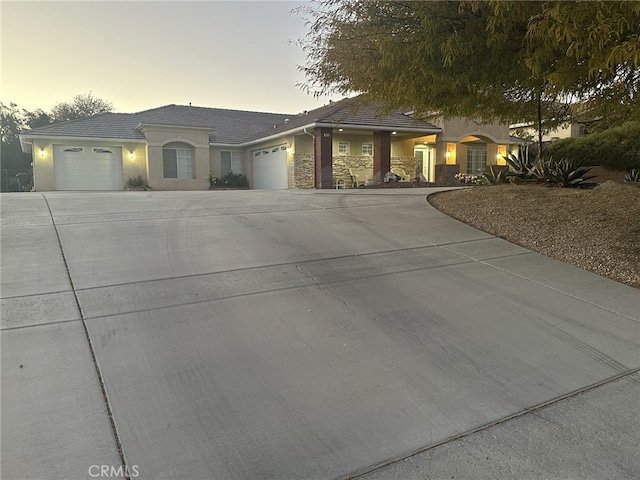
1,189,638,480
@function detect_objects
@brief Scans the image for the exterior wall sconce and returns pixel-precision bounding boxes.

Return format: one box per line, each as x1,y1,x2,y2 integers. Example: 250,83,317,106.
496,145,507,165
128,151,135,160
391,131,397,135
445,143,456,164
39,149,45,158
286,145,292,154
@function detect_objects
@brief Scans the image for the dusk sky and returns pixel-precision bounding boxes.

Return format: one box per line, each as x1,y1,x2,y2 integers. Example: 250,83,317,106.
1,0,343,115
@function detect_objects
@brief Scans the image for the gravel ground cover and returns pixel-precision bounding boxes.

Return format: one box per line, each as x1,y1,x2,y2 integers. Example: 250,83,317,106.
428,181,640,289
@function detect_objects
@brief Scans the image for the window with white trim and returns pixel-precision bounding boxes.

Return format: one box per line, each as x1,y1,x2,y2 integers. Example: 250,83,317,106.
163,144,194,179
362,143,373,156
466,146,487,175
338,142,350,155
221,151,242,175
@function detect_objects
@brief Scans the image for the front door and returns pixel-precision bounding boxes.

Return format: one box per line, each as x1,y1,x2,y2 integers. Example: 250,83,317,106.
414,146,435,182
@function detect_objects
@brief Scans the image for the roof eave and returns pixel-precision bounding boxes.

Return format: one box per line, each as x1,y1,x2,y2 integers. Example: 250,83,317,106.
316,122,442,134
19,133,147,144
225,122,442,148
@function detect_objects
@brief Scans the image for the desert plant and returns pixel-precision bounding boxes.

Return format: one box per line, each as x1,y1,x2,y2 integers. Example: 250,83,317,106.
504,152,535,179
624,168,640,183
529,157,553,182
546,158,597,188
483,165,509,184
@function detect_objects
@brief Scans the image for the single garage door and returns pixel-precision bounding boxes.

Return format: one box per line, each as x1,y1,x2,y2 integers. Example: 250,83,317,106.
54,145,123,191
252,144,288,189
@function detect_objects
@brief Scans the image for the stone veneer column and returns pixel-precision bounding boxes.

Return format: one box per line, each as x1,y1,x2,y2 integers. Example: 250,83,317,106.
314,127,333,189
373,131,391,184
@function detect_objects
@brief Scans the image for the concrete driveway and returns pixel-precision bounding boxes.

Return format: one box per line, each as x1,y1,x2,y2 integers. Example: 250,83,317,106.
1,189,638,480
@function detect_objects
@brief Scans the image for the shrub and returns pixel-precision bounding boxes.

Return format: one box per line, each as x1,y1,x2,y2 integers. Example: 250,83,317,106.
126,175,145,187
210,172,249,188
545,122,640,171
454,172,484,184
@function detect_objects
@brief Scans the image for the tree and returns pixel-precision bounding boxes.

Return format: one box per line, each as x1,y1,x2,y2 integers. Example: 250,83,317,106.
297,1,640,154
50,92,113,123
493,0,640,130
1,102,32,191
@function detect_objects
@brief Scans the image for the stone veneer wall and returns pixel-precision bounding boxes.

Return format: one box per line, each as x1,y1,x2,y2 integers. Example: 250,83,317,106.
332,155,374,185
391,157,417,178
292,153,314,189
292,154,420,189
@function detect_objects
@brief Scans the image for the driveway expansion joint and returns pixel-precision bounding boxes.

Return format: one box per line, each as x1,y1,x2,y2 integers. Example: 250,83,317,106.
40,193,130,479
343,368,640,480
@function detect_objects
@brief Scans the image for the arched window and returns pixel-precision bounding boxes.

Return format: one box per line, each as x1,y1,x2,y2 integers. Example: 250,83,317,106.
162,142,194,179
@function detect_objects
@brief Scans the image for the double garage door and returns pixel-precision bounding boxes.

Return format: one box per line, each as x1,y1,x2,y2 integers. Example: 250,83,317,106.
54,145,123,190
252,144,288,190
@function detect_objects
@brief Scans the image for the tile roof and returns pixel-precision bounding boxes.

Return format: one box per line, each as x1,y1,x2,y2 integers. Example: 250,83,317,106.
19,112,146,140
20,97,440,145
135,105,292,144
21,105,292,145
243,97,440,142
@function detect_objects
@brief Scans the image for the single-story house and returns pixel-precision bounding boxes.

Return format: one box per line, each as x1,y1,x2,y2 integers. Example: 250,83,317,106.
19,97,522,191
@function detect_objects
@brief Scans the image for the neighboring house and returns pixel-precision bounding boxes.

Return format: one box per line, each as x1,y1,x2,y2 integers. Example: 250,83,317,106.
20,97,520,191
509,121,588,143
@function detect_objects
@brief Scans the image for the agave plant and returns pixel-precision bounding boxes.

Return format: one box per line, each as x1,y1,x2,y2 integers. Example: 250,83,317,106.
547,158,597,188
504,152,535,179
483,165,509,184
624,168,640,182
530,157,553,182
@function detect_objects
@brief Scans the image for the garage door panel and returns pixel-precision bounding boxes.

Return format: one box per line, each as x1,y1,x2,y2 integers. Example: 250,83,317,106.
253,145,288,190
54,146,123,191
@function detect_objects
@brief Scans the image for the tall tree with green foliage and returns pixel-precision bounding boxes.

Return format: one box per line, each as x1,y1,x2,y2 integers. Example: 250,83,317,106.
297,0,640,154
1,102,32,191
50,92,114,123
1,93,115,191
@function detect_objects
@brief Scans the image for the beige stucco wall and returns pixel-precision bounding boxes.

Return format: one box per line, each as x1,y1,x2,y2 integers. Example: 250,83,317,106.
31,138,147,191
332,133,375,158
142,126,211,190
32,139,54,191
436,117,511,144
293,133,314,155
511,123,575,142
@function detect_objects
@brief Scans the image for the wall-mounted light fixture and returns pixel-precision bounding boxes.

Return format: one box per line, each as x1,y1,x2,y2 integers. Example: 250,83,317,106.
391,131,397,135
39,149,45,158
128,151,135,160
338,128,344,132
445,143,456,164
286,145,292,154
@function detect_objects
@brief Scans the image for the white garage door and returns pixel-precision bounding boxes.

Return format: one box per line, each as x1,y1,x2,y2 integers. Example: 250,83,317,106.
54,145,123,191
252,145,288,189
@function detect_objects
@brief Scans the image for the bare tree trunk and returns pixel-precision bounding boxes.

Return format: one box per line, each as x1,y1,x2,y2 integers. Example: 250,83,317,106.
537,87,543,160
